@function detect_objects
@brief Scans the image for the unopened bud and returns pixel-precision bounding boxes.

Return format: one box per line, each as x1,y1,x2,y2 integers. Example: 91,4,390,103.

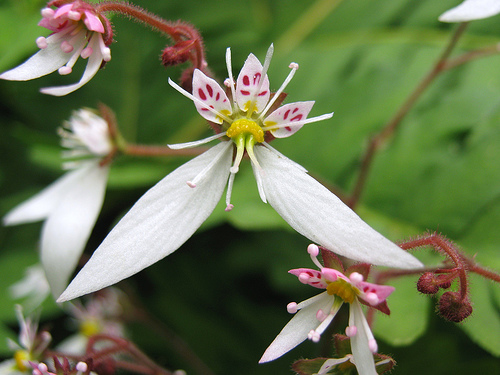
161,40,195,67
417,272,439,294
438,291,472,323
436,274,452,289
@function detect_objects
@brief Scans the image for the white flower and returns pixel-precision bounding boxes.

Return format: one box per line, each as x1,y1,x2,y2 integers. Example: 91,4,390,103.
57,45,422,302
439,0,500,22
260,245,395,375
0,306,51,375
0,1,112,96
3,109,113,297
10,264,51,312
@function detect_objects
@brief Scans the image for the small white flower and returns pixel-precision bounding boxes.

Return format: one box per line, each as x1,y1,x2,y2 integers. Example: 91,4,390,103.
260,245,395,375
10,264,51,312
0,306,51,375
3,109,113,297
0,1,112,96
58,45,422,302
439,0,500,22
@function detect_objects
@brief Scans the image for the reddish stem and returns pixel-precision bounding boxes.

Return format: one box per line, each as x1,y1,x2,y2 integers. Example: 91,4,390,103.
398,233,469,302
96,1,206,70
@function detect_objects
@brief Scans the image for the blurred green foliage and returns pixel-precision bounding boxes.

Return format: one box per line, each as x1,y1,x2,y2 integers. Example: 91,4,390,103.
0,0,499,374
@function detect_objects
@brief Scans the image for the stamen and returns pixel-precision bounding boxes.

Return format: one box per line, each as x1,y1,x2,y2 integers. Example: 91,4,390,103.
225,172,236,211
287,302,298,314
298,272,310,284
75,362,88,373
68,11,82,21
81,46,93,59
261,112,334,132
60,40,74,53
308,330,321,343
36,37,48,49
168,78,232,123
307,244,319,257
368,338,378,353
186,141,232,187
97,34,111,62
316,309,327,322
168,133,226,150
349,272,364,284
365,292,379,306
58,66,73,75
225,48,237,112
307,244,324,270
345,325,357,337
259,62,299,120
41,8,55,18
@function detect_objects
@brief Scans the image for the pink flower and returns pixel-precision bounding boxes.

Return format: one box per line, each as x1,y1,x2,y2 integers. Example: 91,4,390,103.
260,244,395,375
0,1,112,96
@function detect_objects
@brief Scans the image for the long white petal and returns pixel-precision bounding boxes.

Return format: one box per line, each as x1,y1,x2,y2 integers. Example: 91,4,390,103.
254,146,423,269
3,164,99,226
0,34,84,81
259,292,333,363
41,161,109,297
58,142,232,302
349,300,377,375
439,0,500,22
40,34,103,96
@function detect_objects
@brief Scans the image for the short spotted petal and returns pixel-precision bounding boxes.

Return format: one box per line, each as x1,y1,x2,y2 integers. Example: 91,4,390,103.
264,101,314,138
235,53,270,114
192,69,232,124
356,281,395,305
289,268,328,289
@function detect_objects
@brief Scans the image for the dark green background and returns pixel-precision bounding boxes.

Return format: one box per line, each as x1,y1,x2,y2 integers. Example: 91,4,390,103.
1,0,499,374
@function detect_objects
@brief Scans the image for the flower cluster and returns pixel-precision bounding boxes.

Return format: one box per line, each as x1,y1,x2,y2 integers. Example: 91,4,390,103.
0,0,112,96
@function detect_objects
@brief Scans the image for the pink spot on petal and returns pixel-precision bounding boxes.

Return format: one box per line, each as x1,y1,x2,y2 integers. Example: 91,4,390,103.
240,90,250,96
253,73,261,84
258,90,268,96
283,110,290,120
292,107,299,113
198,88,207,100
216,92,220,101
243,76,250,86
291,114,303,121
206,84,213,97
285,126,292,131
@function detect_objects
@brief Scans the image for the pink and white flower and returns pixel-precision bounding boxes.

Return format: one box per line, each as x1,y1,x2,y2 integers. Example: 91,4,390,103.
57,45,421,302
3,109,113,296
260,244,395,375
0,1,112,96
0,306,51,375
439,0,500,22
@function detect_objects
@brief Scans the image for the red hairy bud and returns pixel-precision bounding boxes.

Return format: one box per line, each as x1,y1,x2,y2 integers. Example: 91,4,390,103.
438,291,472,323
417,272,439,294
161,40,195,67
436,274,452,289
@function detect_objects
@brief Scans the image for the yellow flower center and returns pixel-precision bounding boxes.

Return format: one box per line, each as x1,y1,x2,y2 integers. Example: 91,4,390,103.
14,350,30,372
80,319,102,337
326,278,359,304
226,118,264,143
